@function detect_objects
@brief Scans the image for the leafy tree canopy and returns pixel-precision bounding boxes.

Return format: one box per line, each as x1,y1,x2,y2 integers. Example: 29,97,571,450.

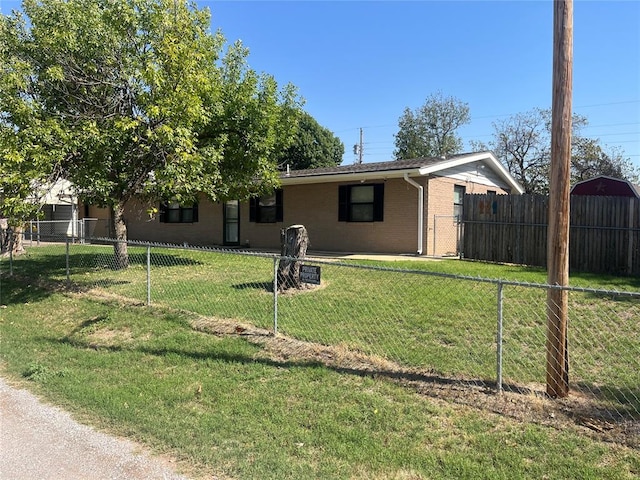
277,111,344,170
394,92,470,160
472,108,639,194
1,0,302,266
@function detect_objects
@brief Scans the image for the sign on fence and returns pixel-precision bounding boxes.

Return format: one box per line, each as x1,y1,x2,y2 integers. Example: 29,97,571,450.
300,265,321,285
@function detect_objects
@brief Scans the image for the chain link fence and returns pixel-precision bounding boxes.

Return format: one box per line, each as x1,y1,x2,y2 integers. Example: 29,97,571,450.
432,215,461,257
3,235,639,443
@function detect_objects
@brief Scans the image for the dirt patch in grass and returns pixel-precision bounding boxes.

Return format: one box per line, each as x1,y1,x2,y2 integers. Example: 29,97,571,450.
191,316,639,450
86,327,135,345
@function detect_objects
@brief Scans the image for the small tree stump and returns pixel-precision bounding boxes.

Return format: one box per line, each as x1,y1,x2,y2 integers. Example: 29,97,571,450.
277,225,309,291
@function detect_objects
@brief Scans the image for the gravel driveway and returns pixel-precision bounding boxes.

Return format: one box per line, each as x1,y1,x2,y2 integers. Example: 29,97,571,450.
0,377,189,480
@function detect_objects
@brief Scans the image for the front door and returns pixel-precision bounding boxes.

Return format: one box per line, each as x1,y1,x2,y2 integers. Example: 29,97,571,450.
223,200,239,245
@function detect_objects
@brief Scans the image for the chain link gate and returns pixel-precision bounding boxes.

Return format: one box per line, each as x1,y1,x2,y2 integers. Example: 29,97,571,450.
432,215,462,257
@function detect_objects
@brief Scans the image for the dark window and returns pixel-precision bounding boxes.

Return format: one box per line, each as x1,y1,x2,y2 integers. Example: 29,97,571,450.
159,202,199,223
487,190,496,196
453,185,466,221
338,184,384,222
249,190,283,223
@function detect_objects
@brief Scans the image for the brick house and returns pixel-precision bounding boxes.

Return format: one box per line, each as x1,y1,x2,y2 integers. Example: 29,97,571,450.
84,151,524,256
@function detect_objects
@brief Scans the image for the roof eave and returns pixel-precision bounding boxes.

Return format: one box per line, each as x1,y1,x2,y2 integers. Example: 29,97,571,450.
280,168,423,185
279,151,525,194
418,151,525,194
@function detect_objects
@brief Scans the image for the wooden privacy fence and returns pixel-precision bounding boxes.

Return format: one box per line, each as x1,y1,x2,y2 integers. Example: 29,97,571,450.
462,194,640,275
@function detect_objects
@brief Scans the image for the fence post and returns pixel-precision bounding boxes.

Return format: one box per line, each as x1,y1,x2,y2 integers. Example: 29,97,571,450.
146,244,151,306
65,237,70,286
627,198,635,275
273,256,279,335
9,246,13,277
433,216,437,256
457,217,463,259
496,280,504,393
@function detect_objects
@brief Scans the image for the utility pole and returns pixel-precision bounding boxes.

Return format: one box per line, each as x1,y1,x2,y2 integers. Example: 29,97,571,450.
546,0,573,398
353,128,363,164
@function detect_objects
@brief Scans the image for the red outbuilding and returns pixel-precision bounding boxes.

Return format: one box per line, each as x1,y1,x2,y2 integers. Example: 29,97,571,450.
570,175,640,198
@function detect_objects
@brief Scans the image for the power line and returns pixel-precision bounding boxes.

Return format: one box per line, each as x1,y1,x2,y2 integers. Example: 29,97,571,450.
574,99,640,109
583,121,640,129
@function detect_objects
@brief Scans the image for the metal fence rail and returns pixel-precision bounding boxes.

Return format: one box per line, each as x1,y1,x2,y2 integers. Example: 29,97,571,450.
24,218,102,244
3,235,639,434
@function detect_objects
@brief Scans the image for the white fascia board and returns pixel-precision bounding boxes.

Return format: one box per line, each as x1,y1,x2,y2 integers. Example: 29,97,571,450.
418,152,525,194
280,168,422,185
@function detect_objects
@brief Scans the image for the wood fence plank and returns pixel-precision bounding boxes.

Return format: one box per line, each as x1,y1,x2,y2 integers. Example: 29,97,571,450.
462,194,639,275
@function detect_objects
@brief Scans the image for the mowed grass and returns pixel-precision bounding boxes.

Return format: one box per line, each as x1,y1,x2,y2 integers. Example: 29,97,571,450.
8,244,640,390
1,278,639,480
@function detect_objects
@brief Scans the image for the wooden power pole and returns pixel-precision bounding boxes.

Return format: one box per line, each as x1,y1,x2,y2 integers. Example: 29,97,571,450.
546,0,573,398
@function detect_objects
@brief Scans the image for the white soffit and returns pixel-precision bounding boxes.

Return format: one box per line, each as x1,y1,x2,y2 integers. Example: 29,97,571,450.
419,152,524,194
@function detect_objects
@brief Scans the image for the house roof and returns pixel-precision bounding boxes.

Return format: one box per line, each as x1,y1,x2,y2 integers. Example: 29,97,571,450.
284,156,449,177
570,175,640,198
280,151,525,194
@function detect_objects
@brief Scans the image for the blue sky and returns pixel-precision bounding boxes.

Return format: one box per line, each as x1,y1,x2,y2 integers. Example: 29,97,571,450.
2,0,638,169
203,0,640,169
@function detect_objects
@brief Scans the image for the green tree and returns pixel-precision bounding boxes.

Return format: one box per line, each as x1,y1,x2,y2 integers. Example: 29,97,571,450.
1,0,300,267
277,111,344,170
474,108,638,194
394,92,470,160
0,11,74,254
571,138,639,184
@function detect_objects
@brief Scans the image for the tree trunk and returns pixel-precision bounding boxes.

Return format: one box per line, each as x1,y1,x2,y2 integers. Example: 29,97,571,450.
1,223,25,257
110,203,129,269
0,219,8,254
277,225,309,291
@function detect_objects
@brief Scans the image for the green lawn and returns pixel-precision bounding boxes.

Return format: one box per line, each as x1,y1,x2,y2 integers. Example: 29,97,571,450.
8,244,639,393
1,279,638,479
1,244,639,478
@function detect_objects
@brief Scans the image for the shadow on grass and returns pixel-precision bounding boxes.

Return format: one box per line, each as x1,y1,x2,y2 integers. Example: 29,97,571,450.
572,382,640,420
2,250,205,305
129,252,204,269
571,271,640,290
1,274,134,306
50,325,639,448
69,279,132,291
0,277,52,306
11,250,203,277
232,281,272,292
63,314,111,340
